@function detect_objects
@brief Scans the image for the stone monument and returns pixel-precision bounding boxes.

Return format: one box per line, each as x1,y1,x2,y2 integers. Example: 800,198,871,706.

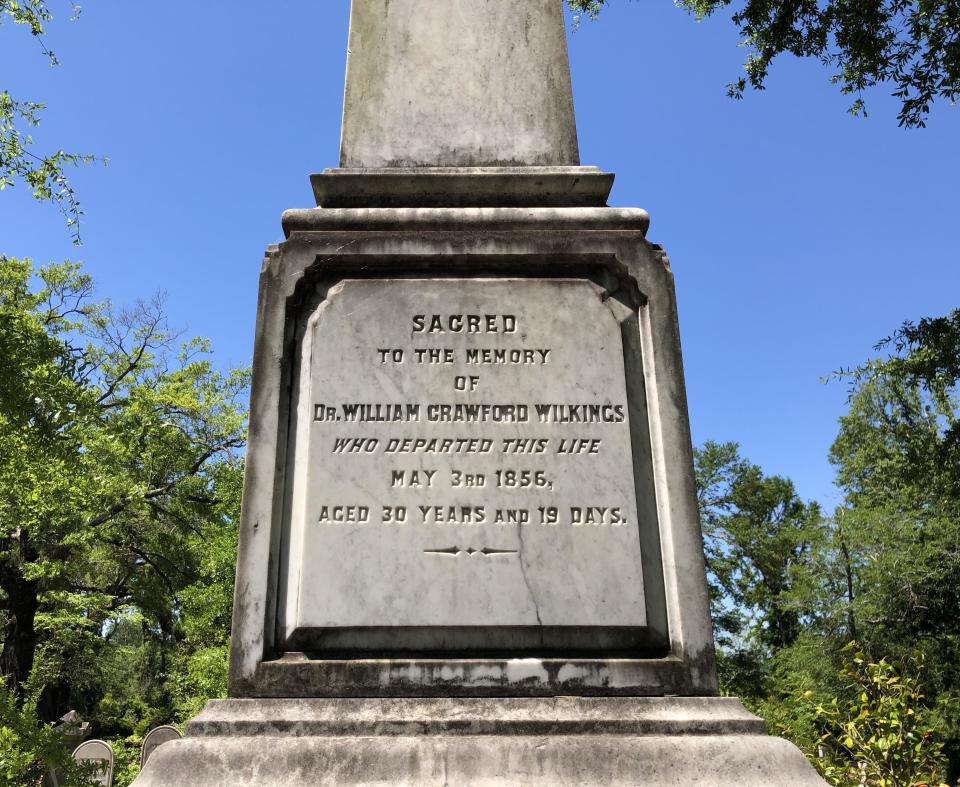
71,739,114,787
134,0,826,783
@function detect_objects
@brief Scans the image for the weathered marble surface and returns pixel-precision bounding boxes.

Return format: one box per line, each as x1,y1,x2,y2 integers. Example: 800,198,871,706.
309,167,615,209
281,206,650,234
278,278,654,652
340,0,579,167
246,653,699,698
228,208,710,697
132,697,828,786
183,696,768,736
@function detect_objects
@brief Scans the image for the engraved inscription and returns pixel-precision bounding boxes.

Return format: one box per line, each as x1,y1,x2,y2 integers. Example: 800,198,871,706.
423,546,519,557
280,278,648,637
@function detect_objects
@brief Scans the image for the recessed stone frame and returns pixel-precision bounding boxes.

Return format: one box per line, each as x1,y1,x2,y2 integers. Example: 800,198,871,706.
229,213,717,698
277,272,667,656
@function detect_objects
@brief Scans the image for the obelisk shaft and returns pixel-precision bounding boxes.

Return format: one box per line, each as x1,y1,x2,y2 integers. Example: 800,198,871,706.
340,0,580,168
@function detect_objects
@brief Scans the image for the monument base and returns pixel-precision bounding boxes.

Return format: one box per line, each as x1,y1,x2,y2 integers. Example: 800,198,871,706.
133,696,825,785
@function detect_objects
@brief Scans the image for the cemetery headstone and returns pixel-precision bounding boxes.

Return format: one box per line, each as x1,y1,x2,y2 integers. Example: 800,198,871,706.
44,711,90,787
72,739,114,787
140,726,181,768
54,710,90,748
134,0,828,783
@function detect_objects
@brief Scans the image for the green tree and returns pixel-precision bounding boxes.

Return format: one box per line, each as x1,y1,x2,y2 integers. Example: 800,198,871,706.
567,0,960,127
81,458,242,786
1,1,98,242
0,257,248,726
694,441,823,700
689,312,960,781
828,308,960,778
804,644,950,787
0,683,95,786
166,460,241,721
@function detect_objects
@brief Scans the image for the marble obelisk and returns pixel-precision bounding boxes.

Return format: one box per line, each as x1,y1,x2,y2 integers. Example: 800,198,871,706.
134,1,827,783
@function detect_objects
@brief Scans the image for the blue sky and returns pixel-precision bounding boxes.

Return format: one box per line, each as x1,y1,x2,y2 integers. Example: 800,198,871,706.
2,1,957,509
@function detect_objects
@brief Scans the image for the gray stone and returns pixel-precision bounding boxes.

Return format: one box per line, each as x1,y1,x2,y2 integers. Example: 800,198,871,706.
281,206,650,235
72,739,114,787
133,697,827,786
340,0,579,168
227,207,715,698
129,1,828,782
310,167,615,209
45,710,90,786
53,709,90,746
242,652,704,699
141,725,182,768
279,277,659,653
184,696,769,736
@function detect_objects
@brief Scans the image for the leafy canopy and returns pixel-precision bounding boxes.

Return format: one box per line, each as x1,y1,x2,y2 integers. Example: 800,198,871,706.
691,305,960,782
566,0,960,127
696,443,821,651
0,256,248,709
0,256,248,784
0,1,99,243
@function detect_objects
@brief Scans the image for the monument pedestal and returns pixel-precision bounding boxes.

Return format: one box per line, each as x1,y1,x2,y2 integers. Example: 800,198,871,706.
135,696,823,786
131,202,826,785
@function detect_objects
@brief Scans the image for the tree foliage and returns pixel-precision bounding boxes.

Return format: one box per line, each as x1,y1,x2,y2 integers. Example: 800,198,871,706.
0,683,95,787
695,441,822,698
697,308,960,784
828,309,960,779
0,257,247,784
829,313,959,649
805,644,950,787
567,0,960,127
0,1,98,243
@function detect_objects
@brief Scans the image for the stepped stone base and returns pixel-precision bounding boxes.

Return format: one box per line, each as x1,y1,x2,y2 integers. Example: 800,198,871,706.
133,697,826,786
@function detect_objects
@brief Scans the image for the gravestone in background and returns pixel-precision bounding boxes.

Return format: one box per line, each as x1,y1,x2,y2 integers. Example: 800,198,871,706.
134,0,826,783
72,739,114,787
140,725,181,769
44,710,90,787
